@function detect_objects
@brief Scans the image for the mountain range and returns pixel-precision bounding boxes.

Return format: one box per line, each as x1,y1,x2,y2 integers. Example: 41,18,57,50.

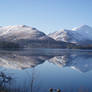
49,25,92,45
0,24,92,49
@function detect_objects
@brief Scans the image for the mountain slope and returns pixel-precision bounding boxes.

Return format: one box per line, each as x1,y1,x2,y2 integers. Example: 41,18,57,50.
0,25,56,48
0,25,76,48
0,25,52,41
49,25,92,44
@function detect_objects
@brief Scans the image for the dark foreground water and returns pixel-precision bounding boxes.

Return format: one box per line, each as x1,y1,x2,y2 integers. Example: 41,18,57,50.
0,49,92,92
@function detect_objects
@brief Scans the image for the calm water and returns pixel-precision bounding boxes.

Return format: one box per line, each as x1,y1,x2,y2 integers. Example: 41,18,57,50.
0,49,92,92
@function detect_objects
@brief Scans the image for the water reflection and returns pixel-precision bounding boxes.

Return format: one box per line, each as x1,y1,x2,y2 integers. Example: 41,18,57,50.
0,50,92,92
49,53,92,72
0,52,52,69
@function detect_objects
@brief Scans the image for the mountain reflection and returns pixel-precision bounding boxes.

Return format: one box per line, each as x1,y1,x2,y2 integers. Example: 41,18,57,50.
49,53,92,72
0,52,53,69
0,50,92,92
0,51,92,72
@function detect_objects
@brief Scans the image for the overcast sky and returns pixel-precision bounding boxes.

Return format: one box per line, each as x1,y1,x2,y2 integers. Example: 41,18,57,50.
0,0,92,34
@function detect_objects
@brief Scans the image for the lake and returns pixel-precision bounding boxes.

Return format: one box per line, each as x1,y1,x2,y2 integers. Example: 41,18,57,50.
0,49,92,92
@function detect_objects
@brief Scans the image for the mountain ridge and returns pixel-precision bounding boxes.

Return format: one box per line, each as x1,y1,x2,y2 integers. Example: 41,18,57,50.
49,24,92,45
0,25,76,49
0,24,92,49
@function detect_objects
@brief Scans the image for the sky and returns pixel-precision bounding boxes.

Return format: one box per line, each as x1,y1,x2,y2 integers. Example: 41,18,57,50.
0,0,92,34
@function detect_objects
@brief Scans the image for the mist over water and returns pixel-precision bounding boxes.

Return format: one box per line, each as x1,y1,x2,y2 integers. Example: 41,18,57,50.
0,49,92,92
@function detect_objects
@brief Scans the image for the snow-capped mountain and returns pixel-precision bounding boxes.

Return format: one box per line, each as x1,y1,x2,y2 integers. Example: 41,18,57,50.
0,25,53,41
49,25,92,44
0,25,63,48
0,25,77,48
0,24,92,48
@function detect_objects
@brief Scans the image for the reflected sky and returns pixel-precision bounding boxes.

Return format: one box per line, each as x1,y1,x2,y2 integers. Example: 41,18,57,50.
0,49,92,92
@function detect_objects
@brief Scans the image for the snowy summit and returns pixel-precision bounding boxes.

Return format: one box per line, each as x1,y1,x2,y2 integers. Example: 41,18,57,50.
49,25,92,44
